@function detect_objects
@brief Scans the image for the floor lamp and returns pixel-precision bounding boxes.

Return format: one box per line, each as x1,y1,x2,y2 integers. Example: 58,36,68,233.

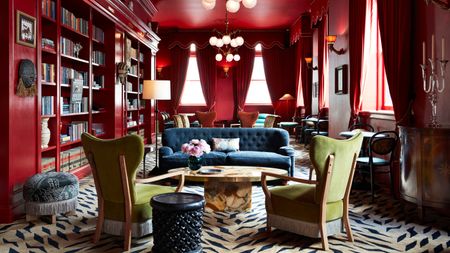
142,80,171,175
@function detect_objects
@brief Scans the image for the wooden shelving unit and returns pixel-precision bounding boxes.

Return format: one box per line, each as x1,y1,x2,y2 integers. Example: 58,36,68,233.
37,0,115,176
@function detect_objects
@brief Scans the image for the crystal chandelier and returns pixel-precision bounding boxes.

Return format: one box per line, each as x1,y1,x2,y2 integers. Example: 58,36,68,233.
209,10,244,62
202,0,257,13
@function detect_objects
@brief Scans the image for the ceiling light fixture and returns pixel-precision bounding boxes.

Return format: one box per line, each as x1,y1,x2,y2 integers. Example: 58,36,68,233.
201,0,257,13
209,9,244,62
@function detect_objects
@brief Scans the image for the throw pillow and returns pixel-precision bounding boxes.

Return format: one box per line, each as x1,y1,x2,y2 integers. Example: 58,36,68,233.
212,138,240,152
238,111,259,128
180,114,190,128
173,115,184,128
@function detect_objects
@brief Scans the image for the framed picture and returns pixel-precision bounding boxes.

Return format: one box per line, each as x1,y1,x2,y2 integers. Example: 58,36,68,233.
16,11,36,48
335,64,348,94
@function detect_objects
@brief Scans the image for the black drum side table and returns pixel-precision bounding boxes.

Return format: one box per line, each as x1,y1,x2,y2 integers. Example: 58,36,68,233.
151,192,205,253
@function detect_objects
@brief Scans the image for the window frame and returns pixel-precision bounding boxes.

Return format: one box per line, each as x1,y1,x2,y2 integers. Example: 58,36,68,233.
179,47,207,107
244,47,272,106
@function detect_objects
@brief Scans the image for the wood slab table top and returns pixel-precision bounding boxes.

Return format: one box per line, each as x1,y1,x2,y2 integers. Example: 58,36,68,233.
169,166,288,183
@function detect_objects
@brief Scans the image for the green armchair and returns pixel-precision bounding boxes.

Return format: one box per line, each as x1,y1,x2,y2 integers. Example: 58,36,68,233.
262,131,363,251
81,133,184,251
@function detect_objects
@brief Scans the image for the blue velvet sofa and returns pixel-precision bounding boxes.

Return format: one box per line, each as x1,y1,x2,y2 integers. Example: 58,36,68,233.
158,128,295,176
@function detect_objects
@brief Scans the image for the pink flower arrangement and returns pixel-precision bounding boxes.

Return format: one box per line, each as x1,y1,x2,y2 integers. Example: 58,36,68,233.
181,139,211,157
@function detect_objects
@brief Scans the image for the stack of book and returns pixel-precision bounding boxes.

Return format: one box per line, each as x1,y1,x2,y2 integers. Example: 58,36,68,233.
65,121,88,142
129,65,138,76
60,147,88,172
61,67,87,85
61,37,85,59
42,38,55,50
92,50,105,65
41,157,56,173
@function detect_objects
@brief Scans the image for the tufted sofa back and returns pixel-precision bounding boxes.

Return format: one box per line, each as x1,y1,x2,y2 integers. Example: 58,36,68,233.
162,128,290,152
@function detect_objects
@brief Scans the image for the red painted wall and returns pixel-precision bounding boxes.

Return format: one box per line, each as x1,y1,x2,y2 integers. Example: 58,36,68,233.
0,0,38,223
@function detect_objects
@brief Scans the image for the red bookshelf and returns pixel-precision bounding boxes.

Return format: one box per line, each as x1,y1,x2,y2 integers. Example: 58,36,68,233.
37,0,116,176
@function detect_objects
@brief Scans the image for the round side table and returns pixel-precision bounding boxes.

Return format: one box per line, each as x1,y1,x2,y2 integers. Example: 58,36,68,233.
151,192,205,253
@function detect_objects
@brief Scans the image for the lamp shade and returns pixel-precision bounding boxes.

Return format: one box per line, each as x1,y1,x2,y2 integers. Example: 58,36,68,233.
278,93,295,101
142,80,171,100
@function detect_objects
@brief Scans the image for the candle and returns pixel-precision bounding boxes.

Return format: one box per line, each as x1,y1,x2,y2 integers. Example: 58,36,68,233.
423,41,426,65
442,37,445,60
432,34,435,60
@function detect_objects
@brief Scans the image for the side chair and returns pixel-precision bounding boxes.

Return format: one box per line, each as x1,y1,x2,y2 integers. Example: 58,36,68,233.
262,132,363,251
81,133,184,251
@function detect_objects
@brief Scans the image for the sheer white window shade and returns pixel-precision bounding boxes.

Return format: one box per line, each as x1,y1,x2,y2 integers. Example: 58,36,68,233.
245,53,272,105
180,55,207,106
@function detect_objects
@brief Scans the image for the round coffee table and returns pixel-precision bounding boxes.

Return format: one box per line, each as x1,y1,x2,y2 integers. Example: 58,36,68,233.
169,166,287,212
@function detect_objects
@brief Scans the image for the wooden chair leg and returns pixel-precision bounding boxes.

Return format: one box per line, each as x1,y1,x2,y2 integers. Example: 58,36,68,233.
319,222,329,251
123,224,131,251
50,215,56,224
343,215,354,242
93,202,104,244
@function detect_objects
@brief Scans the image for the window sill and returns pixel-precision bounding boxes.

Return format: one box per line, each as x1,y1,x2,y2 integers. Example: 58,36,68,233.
244,104,273,106
363,110,395,121
179,104,207,107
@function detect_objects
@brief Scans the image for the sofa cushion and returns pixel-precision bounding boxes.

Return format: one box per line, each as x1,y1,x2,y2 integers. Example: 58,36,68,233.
227,151,291,169
212,138,240,152
161,151,227,170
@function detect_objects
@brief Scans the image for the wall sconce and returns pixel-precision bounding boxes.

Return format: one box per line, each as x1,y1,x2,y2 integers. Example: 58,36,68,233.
156,67,163,78
326,35,345,55
304,57,318,70
223,66,230,77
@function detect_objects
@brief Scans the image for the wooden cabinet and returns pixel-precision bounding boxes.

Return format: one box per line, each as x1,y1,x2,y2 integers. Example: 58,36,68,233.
399,126,450,219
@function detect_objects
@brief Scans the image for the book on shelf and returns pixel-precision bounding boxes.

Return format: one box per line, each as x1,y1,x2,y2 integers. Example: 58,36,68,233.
130,47,137,59
61,7,88,35
126,81,132,91
61,37,86,60
41,96,54,115
70,78,83,103
92,50,105,65
61,67,87,85
60,134,71,143
139,52,144,62
42,38,55,50
61,121,88,143
127,121,137,128
61,96,88,114
42,0,56,20
93,25,105,43
139,114,144,124
41,157,56,173
42,63,55,82
129,65,138,76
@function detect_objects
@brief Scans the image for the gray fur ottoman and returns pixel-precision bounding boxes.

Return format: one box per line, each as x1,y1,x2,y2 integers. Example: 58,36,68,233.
23,172,79,223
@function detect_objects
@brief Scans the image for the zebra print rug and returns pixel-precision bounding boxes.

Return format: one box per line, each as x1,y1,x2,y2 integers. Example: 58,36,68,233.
0,179,449,253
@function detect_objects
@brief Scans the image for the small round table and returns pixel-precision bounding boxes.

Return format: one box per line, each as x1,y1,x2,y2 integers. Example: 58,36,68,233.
170,166,288,212
151,192,205,253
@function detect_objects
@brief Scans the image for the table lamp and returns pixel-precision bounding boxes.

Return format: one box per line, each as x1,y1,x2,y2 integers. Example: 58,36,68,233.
278,93,295,119
142,80,171,174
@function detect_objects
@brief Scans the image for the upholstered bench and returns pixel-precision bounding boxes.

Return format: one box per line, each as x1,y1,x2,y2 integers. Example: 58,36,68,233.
151,192,205,253
23,172,79,223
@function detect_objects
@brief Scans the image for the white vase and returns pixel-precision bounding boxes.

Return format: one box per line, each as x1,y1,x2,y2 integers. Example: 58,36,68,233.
41,118,51,148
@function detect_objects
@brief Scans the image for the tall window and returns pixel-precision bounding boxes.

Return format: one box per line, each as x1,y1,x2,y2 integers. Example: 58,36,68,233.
180,44,207,106
360,0,392,111
245,44,272,105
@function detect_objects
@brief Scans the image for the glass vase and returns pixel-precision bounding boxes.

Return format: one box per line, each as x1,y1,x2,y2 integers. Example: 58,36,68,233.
187,155,203,171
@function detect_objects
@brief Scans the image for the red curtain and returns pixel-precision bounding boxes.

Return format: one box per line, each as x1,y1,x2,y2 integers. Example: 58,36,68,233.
297,37,313,116
378,0,414,126
348,0,367,126
262,46,296,112
196,46,217,111
169,46,190,114
233,46,255,117
317,18,327,110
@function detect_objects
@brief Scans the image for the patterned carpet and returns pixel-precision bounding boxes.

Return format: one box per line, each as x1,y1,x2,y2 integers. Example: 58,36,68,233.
1,140,449,252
